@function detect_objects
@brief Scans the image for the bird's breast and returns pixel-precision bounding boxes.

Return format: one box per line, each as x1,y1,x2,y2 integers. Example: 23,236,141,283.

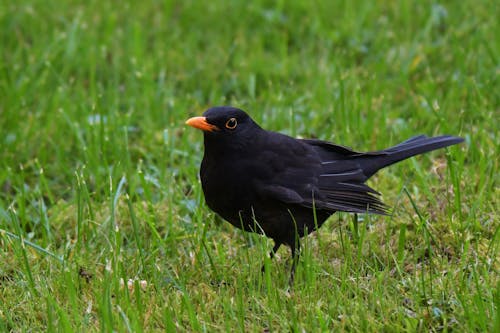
200,156,257,223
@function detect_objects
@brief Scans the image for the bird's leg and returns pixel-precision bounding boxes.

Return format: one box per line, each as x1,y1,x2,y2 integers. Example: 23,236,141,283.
352,213,359,243
261,242,281,273
288,239,301,286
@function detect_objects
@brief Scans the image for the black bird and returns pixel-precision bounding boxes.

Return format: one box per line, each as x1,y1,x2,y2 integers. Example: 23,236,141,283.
186,106,463,283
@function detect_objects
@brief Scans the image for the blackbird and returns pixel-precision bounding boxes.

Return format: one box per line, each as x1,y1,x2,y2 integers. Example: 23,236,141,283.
186,106,463,283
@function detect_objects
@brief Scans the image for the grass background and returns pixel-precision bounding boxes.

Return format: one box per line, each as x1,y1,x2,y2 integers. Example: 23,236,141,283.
1,0,498,331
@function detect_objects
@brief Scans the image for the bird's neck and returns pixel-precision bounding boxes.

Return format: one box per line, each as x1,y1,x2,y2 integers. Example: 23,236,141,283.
203,141,243,159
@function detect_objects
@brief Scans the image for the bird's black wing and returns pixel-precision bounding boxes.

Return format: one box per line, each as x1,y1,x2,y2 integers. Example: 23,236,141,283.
253,134,388,215
301,139,389,214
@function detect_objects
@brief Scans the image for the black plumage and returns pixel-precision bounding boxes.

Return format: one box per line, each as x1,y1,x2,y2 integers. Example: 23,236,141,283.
186,106,463,283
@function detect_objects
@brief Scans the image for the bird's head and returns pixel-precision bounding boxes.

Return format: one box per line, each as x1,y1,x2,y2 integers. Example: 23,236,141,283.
186,106,261,149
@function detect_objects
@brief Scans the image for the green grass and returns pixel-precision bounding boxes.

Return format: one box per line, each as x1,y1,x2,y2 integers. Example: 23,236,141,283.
0,0,498,331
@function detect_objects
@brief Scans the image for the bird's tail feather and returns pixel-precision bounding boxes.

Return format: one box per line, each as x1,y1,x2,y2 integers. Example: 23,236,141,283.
361,135,463,178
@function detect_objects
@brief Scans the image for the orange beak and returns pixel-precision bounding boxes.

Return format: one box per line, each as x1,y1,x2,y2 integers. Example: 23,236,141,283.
185,116,219,132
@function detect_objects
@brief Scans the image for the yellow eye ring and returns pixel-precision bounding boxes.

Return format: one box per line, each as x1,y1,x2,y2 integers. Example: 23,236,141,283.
225,118,237,129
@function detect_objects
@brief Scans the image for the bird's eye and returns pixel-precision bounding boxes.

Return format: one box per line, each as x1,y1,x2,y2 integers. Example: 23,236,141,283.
225,118,237,129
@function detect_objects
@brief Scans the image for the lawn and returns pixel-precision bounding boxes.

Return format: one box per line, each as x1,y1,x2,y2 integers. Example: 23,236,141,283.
0,0,498,331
